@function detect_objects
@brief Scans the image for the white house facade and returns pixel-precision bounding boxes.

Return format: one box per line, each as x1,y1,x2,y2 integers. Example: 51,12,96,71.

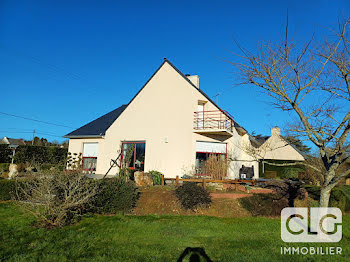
65,59,304,179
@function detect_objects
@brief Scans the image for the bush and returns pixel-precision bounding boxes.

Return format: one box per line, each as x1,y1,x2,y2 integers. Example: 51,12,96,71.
15,173,97,227
280,168,301,179
263,171,277,179
175,183,211,210
304,185,350,212
149,170,163,185
342,186,350,212
0,145,12,163
263,180,306,207
38,163,64,172
0,179,15,201
239,193,289,216
92,177,139,214
0,163,10,178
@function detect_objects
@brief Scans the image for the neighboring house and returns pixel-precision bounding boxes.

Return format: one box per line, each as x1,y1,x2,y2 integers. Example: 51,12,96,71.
0,137,26,147
250,127,305,161
249,127,305,176
64,59,303,178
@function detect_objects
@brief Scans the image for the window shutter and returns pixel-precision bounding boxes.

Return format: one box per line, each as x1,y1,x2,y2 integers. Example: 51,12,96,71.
196,141,226,154
83,143,98,157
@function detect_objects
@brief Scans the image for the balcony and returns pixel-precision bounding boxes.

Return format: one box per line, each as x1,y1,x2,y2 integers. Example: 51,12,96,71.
193,110,234,136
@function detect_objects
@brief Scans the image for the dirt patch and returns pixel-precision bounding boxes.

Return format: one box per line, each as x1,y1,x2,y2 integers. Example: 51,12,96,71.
250,188,274,194
133,186,251,217
210,193,251,199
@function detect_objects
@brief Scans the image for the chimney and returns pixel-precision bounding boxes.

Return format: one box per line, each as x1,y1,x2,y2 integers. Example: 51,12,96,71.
186,75,199,88
271,127,281,136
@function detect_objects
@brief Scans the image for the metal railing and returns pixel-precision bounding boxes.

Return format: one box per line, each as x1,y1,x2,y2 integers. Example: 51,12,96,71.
193,110,234,133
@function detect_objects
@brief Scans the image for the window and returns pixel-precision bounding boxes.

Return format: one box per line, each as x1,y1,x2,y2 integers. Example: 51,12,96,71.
195,152,226,174
121,141,146,171
195,141,227,174
82,143,98,171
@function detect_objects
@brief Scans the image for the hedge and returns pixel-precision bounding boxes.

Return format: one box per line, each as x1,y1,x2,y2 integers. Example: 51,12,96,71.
304,185,350,212
90,177,139,214
0,145,67,165
259,160,304,179
0,179,16,201
0,145,12,163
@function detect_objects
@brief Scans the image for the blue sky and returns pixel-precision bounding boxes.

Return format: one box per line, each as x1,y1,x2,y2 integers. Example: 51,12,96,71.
0,0,349,142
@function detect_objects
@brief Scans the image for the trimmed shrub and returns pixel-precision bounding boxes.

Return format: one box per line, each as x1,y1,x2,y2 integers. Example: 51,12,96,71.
14,145,67,165
92,178,139,214
0,179,15,201
149,170,163,185
175,182,212,210
239,193,289,216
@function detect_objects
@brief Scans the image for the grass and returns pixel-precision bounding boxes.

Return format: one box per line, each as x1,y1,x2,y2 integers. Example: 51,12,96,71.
0,202,349,262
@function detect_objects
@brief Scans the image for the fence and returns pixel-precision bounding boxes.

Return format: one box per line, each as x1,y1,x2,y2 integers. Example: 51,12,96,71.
161,175,263,188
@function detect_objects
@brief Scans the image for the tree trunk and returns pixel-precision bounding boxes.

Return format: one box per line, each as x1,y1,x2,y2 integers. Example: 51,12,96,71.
319,187,331,207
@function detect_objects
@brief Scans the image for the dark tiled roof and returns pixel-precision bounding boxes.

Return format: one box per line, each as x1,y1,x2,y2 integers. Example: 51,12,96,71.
249,135,270,148
6,138,26,146
64,105,127,137
65,59,247,138
0,137,26,146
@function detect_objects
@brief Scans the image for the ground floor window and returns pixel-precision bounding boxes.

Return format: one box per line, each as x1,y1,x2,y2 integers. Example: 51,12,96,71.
82,142,98,171
195,152,227,174
121,141,146,171
83,157,97,171
195,141,227,175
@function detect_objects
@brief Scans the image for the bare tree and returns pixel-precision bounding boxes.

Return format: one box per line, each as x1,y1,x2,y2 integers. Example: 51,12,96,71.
230,17,350,207
15,172,97,227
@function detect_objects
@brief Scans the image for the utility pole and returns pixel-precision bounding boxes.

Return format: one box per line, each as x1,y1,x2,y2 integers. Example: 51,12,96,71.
32,129,35,145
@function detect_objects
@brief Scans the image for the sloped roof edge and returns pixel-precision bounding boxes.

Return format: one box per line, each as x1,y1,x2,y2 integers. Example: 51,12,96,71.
64,58,247,138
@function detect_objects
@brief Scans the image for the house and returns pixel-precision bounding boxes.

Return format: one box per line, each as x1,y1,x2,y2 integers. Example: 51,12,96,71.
249,127,305,177
64,59,304,178
0,137,26,147
250,127,305,162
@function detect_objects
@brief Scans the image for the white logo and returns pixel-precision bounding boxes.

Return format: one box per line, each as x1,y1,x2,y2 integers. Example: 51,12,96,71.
281,207,342,243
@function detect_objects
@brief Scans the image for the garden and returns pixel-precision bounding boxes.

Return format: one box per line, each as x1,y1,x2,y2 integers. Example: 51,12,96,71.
0,148,350,261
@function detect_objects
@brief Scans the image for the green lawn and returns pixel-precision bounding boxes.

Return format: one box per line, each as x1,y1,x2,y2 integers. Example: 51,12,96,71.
0,203,349,262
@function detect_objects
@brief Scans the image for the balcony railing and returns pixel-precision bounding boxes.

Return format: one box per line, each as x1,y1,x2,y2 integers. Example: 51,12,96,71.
193,110,234,135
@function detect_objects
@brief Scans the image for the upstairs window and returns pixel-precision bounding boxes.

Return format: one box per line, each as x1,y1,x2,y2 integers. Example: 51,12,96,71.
121,141,146,171
82,142,98,171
